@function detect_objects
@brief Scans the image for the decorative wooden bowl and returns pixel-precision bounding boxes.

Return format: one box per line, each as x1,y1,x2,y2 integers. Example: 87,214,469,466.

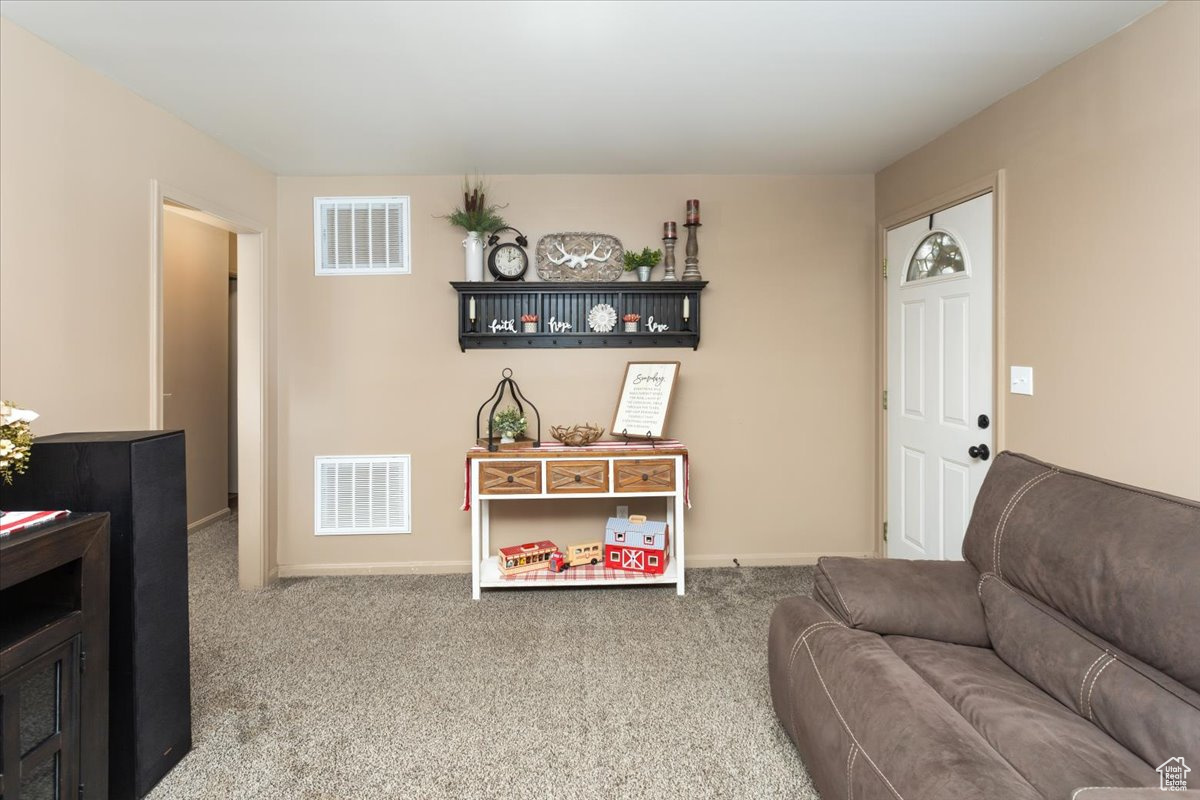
550,423,605,447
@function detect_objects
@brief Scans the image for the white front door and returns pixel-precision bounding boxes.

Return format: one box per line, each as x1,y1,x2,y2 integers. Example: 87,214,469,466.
887,193,994,560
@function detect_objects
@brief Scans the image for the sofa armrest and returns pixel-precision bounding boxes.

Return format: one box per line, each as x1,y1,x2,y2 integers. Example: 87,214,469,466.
814,557,989,647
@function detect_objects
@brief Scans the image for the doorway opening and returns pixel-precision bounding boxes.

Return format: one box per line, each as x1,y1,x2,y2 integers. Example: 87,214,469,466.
150,181,269,588
162,202,237,533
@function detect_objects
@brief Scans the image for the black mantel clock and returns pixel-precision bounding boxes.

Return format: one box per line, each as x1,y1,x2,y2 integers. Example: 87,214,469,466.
486,226,530,281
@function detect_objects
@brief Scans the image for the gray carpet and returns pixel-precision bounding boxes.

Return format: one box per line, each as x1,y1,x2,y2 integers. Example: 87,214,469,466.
149,515,819,799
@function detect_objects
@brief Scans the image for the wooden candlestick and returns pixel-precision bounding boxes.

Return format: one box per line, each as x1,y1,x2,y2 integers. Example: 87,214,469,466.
661,237,678,282
682,222,702,282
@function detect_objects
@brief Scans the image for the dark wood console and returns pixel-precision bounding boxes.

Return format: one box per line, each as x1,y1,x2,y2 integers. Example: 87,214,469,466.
1,512,110,800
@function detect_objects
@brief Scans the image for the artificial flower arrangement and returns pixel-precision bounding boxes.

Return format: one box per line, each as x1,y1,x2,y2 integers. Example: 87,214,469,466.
491,405,528,443
0,403,38,485
622,313,641,332
521,314,539,333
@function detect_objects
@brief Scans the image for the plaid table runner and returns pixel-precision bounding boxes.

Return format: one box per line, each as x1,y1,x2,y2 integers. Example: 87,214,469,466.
494,562,670,584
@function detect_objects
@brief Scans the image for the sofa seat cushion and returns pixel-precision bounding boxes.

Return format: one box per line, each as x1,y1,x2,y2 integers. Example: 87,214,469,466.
886,634,1156,798
769,596,1041,800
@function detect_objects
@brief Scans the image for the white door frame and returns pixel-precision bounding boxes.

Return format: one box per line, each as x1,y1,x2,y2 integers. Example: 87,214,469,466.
874,172,1007,557
149,179,271,588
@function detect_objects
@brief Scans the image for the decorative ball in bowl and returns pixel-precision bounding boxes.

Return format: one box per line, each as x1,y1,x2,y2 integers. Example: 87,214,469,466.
550,423,605,447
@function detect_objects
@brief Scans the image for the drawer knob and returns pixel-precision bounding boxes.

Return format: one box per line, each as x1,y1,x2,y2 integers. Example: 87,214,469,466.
506,475,514,483
642,473,649,481
574,474,582,483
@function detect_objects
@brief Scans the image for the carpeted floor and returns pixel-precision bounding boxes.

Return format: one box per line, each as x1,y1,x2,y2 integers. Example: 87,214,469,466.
149,515,819,799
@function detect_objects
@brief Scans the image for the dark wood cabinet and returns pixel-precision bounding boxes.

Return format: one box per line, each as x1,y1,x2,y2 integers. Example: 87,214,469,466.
0,513,110,800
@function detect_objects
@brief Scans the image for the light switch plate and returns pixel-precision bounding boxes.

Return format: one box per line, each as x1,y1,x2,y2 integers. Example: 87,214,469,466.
616,505,629,519
1010,366,1034,396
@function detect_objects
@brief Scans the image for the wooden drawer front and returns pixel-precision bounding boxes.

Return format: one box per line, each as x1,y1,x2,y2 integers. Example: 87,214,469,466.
547,461,609,494
614,459,675,492
479,461,542,494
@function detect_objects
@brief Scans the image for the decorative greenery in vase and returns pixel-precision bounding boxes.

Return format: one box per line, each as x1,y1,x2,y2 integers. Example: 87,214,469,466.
440,175,507,234
0,402,38,485
491,406,527,442
622,247,663,271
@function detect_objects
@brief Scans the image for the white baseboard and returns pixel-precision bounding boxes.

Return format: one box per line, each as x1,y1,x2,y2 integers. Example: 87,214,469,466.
686,551,876,568
275,552,875,578
277,560,472,577
188,507,231,532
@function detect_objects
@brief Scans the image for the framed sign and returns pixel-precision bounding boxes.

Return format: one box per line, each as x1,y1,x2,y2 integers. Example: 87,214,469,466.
612,361,680,439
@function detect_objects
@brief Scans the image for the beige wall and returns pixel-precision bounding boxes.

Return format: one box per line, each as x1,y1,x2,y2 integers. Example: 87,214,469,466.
876,1,1200,500
163,209,230,525
276,174,876,571
0,19,276,439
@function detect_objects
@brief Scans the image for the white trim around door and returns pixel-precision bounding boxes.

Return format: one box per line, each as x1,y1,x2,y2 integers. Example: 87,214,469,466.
874,172,1007,557
149,179,272,589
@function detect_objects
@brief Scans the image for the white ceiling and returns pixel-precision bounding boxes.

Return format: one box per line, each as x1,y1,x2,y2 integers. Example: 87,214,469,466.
0,0,1160,176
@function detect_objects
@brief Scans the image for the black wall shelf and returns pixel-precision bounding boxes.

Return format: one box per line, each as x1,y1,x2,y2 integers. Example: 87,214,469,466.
451,281,708,351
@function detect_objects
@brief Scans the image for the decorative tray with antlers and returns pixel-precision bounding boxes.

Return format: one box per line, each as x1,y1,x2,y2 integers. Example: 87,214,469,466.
535,232,624,282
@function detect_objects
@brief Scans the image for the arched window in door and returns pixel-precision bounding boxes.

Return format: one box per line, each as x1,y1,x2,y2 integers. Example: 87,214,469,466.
906,232,965,281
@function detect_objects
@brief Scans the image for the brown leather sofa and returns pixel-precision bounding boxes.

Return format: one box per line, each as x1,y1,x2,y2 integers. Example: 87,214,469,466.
769,452,1200,799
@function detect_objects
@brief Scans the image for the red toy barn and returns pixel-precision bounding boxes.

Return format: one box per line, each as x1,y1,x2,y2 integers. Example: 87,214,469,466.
604,516,670,575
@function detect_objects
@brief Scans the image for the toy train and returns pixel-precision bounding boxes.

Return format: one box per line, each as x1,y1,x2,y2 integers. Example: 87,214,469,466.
497,540,558,575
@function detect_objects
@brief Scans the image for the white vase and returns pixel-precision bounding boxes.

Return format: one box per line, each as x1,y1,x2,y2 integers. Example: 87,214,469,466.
500,434,516,444
523,322,538,333
463,231,485,281
624,321,639,333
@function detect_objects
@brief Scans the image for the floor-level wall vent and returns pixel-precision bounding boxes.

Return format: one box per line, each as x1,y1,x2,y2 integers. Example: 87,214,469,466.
315,455,411,535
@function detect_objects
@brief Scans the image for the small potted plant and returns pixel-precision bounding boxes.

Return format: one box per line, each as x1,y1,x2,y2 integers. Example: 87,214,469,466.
623,246,663,282
622,313,641,333
491,405,527,444
521,314,539,333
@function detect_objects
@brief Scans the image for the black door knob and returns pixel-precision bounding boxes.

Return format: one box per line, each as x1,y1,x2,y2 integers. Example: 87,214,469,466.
969,444,991,461
574,474,582,483
978,414,990,429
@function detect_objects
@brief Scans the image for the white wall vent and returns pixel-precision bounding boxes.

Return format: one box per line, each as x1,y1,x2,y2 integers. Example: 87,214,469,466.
314,455,411,535
314,196,411,275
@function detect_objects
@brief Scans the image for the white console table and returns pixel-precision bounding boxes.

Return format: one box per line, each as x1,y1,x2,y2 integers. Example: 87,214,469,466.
465,442,688,600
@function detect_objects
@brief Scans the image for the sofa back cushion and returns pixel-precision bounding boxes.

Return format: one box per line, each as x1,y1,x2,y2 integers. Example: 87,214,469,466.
980,574,1200,767
963,451,1200,692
